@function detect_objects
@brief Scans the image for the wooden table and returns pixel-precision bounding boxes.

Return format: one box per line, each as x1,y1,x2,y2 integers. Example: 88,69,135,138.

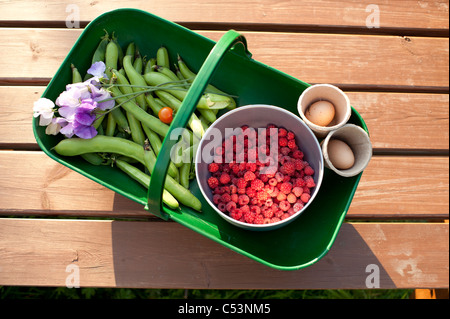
0,1,448,297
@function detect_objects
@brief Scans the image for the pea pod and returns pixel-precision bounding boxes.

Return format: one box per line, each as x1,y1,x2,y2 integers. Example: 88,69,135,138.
111,32,124,68
53,135,145,164
71,64,82,83
156,46,170,69
105,112,116,137
142,127,180,180
105,40,119,79
123,55,148,110
178,56,236,110
111,70,146,145
133,52,143,74
115,159,179,210
92,31,109,64
154,65,179,82
143,72,229,111
143,148,201,212
144,58,156,74
109,86,169,138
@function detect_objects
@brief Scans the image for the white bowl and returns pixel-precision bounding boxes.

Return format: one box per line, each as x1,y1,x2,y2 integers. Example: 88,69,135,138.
297,84,351,138
195,104,324,231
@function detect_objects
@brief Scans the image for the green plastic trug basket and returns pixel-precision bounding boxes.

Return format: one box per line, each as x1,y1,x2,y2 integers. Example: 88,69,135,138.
33,8,369,270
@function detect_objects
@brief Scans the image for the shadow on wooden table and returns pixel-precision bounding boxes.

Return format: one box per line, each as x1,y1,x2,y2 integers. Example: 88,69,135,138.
109,219,394,290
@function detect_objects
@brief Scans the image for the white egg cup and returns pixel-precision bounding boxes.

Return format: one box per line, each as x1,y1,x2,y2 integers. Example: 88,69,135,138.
298,84,351,138
321,124,373,177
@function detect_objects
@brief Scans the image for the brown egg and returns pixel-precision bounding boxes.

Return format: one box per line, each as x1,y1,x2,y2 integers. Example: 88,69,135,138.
305,100,335,126
327,139,355,170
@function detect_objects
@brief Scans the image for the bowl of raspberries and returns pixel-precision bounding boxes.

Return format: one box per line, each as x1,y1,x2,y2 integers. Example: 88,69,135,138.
195,104,324,231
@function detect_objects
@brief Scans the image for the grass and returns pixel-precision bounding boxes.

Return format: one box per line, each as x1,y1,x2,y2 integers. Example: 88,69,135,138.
0,287,412,299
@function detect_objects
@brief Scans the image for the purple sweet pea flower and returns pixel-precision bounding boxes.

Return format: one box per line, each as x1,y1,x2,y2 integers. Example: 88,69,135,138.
72,99,98,139
87,61,108,79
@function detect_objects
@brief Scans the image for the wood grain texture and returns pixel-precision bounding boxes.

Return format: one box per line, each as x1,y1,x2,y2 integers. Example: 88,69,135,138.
0,151,448,219
0,218,447,289
0,29,448,88
0,0,448,30
3,86,448,150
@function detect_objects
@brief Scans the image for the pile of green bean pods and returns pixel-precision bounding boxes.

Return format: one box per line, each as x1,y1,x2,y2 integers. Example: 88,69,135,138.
53,31,238,213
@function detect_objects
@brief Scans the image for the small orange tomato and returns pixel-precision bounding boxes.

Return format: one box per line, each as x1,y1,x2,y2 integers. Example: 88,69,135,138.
158,107,173,124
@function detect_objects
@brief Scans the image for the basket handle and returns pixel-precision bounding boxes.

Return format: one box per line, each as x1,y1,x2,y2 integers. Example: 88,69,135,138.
145,30,250,220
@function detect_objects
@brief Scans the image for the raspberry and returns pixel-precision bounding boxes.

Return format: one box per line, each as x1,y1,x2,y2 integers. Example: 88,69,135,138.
259,174,269,183
280,147,291,156
279,182,293,195
213,194,221,205
300,193,311,203
293,202,304,212
270,187,279,198
218,202,226,212
219,173,231,185
270,217,281,223
264,198,273,207
229,185,237,194
238,194,250,206
256,191,269,202
226,201,236,213
292,150,304,160
231,164,240,174
280,162,295,176
274,208,284,218
294,159,306,171
250,179,264,191
292,186,304,197
279,200,291,211
279,137,288,147
244,211,255,223
221,193,231,204
278,128,287,137
208,177,219,189
304,175,316,188
240,205,250,214
281,213,290,220
245,162,257,172
231,193,238,203
250,205,261,215
215,146,224,156
237,187,246,194
236,178,247,189
263,209,274,219
208,163,219,173
304,165,314,176
275,172,284,183
268,178,278,186
276,191,286,202
294,178,306,188
254,214,265,224
287,193,297,204
287,131,295,140
230,209,243,220
287,139,296,149
244,171,256,182
246,187,256,198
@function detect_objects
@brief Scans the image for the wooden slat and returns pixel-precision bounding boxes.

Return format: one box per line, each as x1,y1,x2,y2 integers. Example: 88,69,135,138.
0,218,447,289
0,29,448,88
0,151,448,219
2,86,447,150
0,0,448,30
